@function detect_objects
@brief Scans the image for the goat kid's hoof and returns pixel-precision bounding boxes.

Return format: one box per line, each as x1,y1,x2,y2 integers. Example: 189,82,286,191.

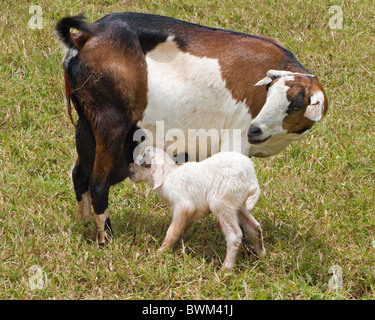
221,265,235,273
256,247,266,258
253,242,266,258
242,241,266,258
157,246,170,254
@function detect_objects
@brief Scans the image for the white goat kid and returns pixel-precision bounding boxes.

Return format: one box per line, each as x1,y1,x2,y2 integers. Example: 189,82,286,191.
129,147,265,270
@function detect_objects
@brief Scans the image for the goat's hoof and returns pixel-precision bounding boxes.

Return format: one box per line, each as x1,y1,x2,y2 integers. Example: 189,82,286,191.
97,231,113,245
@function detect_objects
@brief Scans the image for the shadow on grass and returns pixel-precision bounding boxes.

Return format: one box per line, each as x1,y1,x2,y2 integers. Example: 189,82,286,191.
116,209,266,270
68,204,334,277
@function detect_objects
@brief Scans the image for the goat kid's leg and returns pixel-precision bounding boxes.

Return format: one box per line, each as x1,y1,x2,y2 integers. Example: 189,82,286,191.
238,211,266,257
212,205,243,270
72,158,92,221
158,207,193,252
238,186,265,257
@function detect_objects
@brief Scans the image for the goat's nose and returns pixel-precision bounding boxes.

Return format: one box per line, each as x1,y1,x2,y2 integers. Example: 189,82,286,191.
248,124,262,138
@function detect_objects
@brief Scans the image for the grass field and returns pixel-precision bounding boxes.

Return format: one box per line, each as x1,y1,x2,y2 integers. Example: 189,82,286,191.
0,0,374,300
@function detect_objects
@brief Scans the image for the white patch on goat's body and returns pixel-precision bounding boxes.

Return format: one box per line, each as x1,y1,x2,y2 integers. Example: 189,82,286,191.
138,38,252,161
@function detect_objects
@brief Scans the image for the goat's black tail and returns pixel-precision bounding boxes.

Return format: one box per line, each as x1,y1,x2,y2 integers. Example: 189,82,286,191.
56,14,94,126
55,14,94,50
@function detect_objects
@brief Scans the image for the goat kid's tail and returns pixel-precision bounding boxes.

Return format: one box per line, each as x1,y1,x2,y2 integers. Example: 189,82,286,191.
55,14,94,50
245,184,261,213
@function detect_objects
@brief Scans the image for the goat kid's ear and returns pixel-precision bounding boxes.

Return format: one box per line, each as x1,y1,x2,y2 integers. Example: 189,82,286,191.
151,163,164,190
151,152,165,189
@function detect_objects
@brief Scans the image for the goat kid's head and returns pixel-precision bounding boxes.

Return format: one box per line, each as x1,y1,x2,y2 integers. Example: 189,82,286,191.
248,70,328,145
129,147,173,189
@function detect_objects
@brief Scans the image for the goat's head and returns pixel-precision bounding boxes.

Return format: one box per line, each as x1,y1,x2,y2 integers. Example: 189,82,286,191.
248,70,328,148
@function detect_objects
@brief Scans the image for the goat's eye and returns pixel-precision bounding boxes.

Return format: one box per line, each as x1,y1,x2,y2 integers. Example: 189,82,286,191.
289,105,301,112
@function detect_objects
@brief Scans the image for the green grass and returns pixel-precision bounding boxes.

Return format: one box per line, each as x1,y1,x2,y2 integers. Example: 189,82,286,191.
0,0,374,299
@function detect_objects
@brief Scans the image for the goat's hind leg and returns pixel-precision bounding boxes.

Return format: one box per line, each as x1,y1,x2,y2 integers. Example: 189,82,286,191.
211,203,243,270
238,211,265,257
72,157,92,221
238,186,266,257
73,117,96,221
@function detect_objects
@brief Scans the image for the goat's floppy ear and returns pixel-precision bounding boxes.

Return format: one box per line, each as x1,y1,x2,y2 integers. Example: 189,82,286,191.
304,91,325,122
151,152,165,190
